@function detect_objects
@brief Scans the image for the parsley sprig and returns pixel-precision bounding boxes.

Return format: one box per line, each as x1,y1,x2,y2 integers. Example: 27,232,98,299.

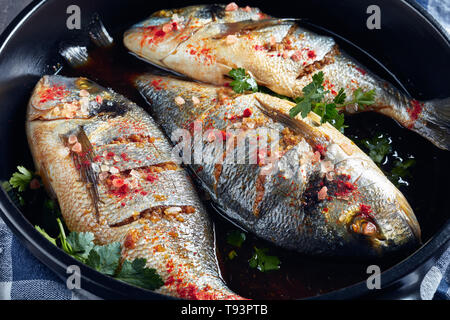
4,166,164,290
227,68,376,133
36,221,163,290
356,134,416,187
249,247,280,272
289,72,375,132
9,166,34,192
228,68,258,93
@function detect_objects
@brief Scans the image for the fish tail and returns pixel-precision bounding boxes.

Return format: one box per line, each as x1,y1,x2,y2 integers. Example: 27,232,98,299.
414,98,450,150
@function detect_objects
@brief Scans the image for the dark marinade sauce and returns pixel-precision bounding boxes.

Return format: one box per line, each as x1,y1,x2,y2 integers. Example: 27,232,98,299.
47,22,449,299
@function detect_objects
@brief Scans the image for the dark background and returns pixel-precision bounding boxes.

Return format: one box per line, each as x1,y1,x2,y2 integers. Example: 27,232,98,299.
0,0,32,34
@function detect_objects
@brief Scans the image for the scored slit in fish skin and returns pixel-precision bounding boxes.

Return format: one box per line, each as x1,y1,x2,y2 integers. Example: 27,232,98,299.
123,3,450,150
135,74,421,257
26,75,244,300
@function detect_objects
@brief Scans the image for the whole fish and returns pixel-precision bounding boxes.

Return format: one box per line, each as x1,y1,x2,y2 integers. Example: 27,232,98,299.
124,3,450,150
26,75,243,300
135,74,421,257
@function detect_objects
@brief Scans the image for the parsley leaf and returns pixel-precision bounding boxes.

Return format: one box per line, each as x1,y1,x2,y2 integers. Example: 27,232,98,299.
288,71,376,132
85,242,121,276
116,258,164,290
34,199,164,290
389,158,416,186
249,247,280,272
226,230,246,248
9,166,34,192
67,232,95,261
360,135,392,164
353,88,376,108
229,68,258,93
333,88,347,104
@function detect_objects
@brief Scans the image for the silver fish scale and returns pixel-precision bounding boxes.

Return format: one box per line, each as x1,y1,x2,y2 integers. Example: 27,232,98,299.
97,169,200,226
137,77,218,133
93,140,173,172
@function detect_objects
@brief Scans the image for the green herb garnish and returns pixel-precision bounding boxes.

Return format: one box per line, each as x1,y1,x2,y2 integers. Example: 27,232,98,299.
9,166,34,192
389,158,416,186
228,68,258,93
116,258,164,290
226,230,246,248
359,134,392,164
249,247,280,272
228,250,238,260
289,71,375,132
357,135,416,187
36,221,164,290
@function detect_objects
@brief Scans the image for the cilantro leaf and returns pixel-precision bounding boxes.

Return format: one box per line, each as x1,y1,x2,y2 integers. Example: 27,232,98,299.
227,230,246,248
86,242,121,275
67,232,95,260
389,158,416,186
229,68,258,93
359,135,392,164
116,258,164,290
289,71,326,119
249,247,280,272
2,181,25,206
353,88,375,108
35,226,57,246
333,88,347,104
9,166,34,192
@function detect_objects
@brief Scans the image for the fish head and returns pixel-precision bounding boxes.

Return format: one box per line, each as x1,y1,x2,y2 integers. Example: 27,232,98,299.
123,4,265,63
27,76,127,121
321,144,422,257
253,93,421,256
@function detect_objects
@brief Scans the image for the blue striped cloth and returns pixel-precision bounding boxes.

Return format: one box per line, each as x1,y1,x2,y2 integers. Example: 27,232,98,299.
0,0,449,300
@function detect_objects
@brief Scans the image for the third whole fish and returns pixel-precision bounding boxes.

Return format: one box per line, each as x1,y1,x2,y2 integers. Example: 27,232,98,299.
124,3,450,150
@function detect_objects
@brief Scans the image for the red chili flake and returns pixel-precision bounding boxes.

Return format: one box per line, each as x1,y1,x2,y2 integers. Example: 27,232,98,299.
96,95,103,104
38,84,67,104
120,152,129,161
146,174,158,183
155,30,166,37
307,50,316,59
195,166,204,174
314,144,327,157
172,22,179,30
93,155,102,162
150,79,163,91
355,67,367,76
121,202,126,207
140,191,148,196
407,100,423,122
359,204,374,219
106,151,115,158
220,131,228,141
333,175,357,197
254,44,265,51
242,108,252,118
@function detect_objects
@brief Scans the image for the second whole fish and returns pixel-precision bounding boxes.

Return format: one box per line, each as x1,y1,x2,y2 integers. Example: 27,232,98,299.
135,73,421,258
